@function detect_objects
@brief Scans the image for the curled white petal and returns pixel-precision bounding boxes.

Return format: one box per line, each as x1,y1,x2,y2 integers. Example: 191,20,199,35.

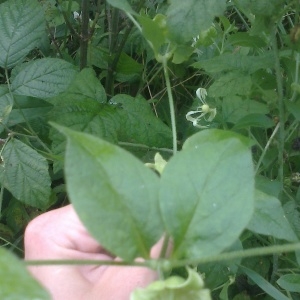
196,88,207,103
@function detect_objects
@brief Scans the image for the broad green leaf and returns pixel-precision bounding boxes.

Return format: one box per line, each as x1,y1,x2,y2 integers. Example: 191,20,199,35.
131,268,211,300
4,96,52,128
11,58,77,98
227,33,267,48
240,266,289,300
49,97,119,173
110,95,172,148
106,0,136,15
192,53,274,74
222,96,268,124
233,114,274,129
116,52,143,82
0,0,45,68
0,139,51,209
286,99,300,121
166,0,226,43
0,248,50,299
183,129,253,149
67,68,106,103
209,72,252,98
247,190,298,242
160,130,254,259
53,125,163,261
277,274,300,293
0,86,13,132
283,201,300,239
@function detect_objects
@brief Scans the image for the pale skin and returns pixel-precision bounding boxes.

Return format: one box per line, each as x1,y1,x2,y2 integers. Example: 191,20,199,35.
24,205,165,300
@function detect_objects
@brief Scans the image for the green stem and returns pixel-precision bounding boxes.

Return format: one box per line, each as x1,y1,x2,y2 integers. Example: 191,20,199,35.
24,242,300,269
162,58,177,154
118,142,173,154
271,28,285,192
171,242,300,269
255,122,280,174
80,0,90,70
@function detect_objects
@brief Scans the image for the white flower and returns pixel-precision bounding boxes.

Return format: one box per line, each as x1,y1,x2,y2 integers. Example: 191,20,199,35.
186,88,216,128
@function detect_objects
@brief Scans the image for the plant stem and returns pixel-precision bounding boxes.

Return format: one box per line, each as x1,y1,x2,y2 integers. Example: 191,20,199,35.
290,52,300,102
24,242,300,269
80,0,90,70
170,242,300,269
255,122,280,174
162,58,177,154
118,142,173,154
271,28,285,193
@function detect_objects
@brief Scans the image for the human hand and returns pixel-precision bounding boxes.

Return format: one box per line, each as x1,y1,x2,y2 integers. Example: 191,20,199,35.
24,205,164,300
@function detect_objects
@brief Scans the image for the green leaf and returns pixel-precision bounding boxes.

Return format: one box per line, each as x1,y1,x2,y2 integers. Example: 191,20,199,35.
160,129,254,259
131,268,211,300
106,0,136,15
0,248,50,299
247,190,298,242
49,97,119,173
286,99,300,121
0,139,51,209
110,95,172,148
4,96,52,129
11,58,77,98
239,266,289,300
277,274,300,293
0,0,45,68
209,72,252,98
233,114,274,129
166,0,226,43
192,53,274,74
222,96,269,124
52,125,163,261
0,86,13,132
67,68,107,103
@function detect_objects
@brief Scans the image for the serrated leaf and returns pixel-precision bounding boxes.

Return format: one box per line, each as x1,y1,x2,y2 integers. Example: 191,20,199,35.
0,86,13,132
247,190,298,242
110,95,172,148
0,248,50,299
159,130,254,259
52,125,163,261
209,72,252,98
277,274,300,293
0,139,51,209
67,68,106,103
233,114,274,129
166,0,226,43
0,0,45,68
11,58,77,98
49,97,119,173
222,96,269,124
192,53,274,74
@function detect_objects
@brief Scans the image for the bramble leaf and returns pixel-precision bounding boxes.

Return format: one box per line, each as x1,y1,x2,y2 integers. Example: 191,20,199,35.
11,58,77,98
52,125,163,261
0,139,51,209
0,0,45,68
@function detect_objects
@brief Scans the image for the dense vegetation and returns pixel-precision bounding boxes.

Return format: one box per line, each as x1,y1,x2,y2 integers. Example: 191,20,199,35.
0,0,300,299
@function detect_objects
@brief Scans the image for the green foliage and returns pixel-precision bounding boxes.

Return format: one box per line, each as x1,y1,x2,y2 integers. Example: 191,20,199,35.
0,248,50,299
0,0,300,298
